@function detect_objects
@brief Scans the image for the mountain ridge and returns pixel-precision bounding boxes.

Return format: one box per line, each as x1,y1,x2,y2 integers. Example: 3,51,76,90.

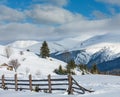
1,33,120,72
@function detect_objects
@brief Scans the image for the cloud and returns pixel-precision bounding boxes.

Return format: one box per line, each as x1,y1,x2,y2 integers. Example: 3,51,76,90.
0,5,25,23
91,10,109,19
0,14,120,42
0,2,120,43
108,7,117,15
0,22,62,41
55,14,120,36
96,0,120,6
26,4,84,24
32,0,69,7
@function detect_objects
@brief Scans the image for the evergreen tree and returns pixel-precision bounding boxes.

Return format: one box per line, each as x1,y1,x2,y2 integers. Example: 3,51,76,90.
66,60,76,74
66,60,76,70
78,64,84,71
91,64,99,74
54,65,67,75
58,65,63,74
40,41,50,58
78,64,89,75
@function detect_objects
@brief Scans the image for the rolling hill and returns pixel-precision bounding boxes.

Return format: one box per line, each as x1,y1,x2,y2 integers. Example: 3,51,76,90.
2,33,120,73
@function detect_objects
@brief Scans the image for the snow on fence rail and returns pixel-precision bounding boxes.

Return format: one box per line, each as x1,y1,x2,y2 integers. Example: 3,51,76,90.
0,74,94,94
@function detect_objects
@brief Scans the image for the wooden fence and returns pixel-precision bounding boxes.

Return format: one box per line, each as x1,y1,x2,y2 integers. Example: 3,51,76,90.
0,74,94,94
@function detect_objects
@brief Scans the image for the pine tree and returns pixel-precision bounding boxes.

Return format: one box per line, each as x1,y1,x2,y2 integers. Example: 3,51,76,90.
91,64,99,74
66,60,76,74
59,65,63,73
66,60,76,70
40,41,50,58
54,65,67,75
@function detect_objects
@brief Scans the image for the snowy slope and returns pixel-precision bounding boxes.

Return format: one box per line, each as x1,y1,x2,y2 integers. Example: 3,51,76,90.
7,34,120,55
0,75,120,97
26,41,66,54
0,45,67,76
0,34,120,96
7,34,120,53
2,33,120,72
50,34,120,72
73,34,120,50
88,46,120,64
8,40,39,48
59,34,120,63
8,41,67,54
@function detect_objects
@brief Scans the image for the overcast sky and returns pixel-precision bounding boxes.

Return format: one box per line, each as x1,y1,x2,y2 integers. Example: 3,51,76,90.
0,0,120,44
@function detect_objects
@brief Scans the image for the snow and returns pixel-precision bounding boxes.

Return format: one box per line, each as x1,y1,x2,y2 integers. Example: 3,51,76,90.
0,33,120,97
71,34,120,56
8,40,39,49
6,34,120,61
85,43,120,55
26,42,66,54
0,45,67,76
0,56,8,65
0,75,120,97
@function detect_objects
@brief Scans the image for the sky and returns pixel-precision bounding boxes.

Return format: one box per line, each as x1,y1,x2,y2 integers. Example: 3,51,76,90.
0,0,120,44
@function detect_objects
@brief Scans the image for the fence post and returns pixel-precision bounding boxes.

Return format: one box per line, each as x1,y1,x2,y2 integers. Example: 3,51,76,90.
15,74,18,91
48,74,52,93
68,75,73,94
2,75,5,89
29,74,32,91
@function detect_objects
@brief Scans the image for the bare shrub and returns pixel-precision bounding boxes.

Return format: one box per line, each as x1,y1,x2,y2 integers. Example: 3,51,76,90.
9,59,21,72
5,46,13,58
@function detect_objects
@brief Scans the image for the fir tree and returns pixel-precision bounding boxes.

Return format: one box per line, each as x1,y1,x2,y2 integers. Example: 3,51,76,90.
66,60,76,74
66,60,76,70
40,41,50,58
91,64,99,74
54,65,67,75
59,65,63,74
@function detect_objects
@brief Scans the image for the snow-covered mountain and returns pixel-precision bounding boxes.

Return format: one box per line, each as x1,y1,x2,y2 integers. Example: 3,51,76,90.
8,40,39,48
73,33,120,50
8,40,67,54
1,33,120,72
51,34,120,72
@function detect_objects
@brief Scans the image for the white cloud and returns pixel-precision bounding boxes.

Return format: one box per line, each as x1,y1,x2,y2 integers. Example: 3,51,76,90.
0,14,120,42
96,0,120,6
55,14,120,36
0,5,25,22
0,2,120,43
0,23,59,41
26,4,84,24
32,0,69,7
92,10,109,19
108,7,117,15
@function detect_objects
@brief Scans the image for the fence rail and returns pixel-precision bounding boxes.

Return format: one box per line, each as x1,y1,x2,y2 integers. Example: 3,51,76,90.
0,74,94,94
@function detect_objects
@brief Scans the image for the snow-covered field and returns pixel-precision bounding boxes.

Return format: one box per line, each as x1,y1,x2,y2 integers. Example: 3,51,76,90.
0,75,120,97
